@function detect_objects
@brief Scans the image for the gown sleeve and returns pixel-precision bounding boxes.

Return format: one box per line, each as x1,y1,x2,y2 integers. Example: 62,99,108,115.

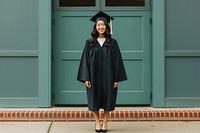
113,39,128,82
77,40,90,83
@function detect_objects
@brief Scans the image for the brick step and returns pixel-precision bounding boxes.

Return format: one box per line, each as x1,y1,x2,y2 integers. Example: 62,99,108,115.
1,109,200,122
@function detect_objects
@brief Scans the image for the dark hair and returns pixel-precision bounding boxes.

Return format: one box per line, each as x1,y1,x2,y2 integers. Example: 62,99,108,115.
90,20,111,46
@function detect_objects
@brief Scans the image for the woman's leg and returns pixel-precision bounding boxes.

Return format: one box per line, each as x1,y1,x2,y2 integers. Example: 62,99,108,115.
92,111,101,130
102,111,109,131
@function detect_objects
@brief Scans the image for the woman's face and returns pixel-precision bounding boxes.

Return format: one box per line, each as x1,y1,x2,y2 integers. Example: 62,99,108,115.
96,20,106,36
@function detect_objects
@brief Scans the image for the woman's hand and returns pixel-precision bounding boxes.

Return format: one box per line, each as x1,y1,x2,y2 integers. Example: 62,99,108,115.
113,82,118,88
85,81,92,88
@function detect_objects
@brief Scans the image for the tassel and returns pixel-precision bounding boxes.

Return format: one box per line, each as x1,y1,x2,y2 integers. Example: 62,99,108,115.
110,16,113,35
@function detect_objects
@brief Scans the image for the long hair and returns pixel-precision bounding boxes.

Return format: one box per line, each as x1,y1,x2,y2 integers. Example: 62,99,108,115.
90,20,111,46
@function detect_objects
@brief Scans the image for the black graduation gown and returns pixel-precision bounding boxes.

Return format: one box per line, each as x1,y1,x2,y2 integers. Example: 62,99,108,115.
77,38,127,111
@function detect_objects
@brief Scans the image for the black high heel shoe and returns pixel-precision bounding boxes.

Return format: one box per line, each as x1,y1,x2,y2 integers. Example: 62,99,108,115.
102,123,108,132
95,123,102,132
102,128,107,132
102,129,107,132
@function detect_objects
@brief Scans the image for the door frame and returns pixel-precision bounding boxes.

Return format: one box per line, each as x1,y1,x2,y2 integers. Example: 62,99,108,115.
38,0,52,107
52,0,153,106
151,0,165,107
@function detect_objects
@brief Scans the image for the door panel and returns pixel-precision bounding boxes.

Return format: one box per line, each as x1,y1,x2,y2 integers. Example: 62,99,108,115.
110,12,150,104
54,12,94,104
55,60,87,104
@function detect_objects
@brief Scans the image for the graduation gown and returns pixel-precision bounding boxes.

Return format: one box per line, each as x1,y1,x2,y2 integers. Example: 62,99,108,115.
77,38,127,111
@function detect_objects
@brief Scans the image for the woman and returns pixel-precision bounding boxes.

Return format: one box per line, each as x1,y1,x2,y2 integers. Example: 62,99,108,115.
77,11,127,132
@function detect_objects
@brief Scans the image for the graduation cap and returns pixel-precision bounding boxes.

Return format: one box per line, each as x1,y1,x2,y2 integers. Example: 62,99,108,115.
90,11,114,34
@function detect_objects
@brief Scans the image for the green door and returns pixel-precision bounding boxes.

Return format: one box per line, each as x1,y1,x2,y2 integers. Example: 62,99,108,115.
53,0,151,105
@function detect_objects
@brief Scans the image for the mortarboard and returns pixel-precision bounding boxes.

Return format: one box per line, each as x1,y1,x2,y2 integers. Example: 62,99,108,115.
90,11,114,34
90,11,114,23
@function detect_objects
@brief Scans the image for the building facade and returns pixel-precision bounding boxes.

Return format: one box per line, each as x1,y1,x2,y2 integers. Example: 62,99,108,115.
0,0,200,107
